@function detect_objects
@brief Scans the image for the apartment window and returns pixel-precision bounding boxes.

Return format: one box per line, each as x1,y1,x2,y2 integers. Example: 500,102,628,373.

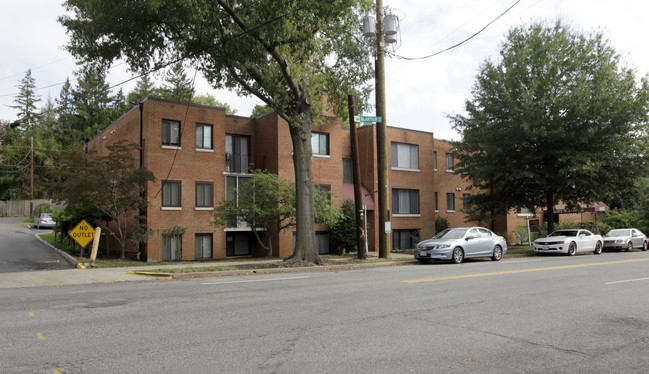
391,142,419,170
343,158,353,183
393,229,420,250
316,232,330,254
196,123,213,150
463,193,471,210
162,234,182,260
316,184,331,200
392,189,420,215
196,182,213,208
162,181,181,207
226,175,253,228
445,153,454,171
446,193,455,212
433,151,438,170
434,192,438,212
311,132,329,155
195,234,213,259
226,134,251,173
226,233,251,256
162,119,180,147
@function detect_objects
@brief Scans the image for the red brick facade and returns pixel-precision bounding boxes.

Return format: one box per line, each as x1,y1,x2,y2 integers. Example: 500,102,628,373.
88,98,487,262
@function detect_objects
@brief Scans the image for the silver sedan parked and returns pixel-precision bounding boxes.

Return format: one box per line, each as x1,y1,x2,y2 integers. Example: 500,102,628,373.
603,228,648,252
415,227,507,264
33,213,55,229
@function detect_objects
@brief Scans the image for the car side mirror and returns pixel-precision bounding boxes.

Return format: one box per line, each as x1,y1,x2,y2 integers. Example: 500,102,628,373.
465,236,475,241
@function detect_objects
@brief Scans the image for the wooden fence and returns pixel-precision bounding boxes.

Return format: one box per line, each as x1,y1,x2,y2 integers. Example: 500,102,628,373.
0,199,66,217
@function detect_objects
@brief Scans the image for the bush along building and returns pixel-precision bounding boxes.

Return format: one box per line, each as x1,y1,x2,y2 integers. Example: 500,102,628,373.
90,97,569,262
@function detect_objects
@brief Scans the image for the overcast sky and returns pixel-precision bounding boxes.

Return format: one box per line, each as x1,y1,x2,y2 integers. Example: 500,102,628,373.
1,0,648,140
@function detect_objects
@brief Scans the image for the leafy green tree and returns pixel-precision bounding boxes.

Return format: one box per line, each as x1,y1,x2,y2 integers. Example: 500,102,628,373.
159,62,195,102
60,0,373,264
450,20,649,234
10,69,41,130
127,75,158,107
58,141,156,259
329,200,357,255
250,104,273,118
192,93,237,115
213,170,339,258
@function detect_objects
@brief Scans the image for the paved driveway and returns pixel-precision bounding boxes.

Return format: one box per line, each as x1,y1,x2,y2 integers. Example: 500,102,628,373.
0,217,72,273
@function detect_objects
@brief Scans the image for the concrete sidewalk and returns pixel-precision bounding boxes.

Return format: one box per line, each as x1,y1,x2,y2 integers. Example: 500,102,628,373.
0,243,416,289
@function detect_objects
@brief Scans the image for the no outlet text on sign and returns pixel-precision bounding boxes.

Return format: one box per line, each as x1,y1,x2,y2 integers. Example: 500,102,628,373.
69,219,95,247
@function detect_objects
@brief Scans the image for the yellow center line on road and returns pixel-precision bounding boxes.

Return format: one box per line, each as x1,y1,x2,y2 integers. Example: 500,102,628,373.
402,258,649,283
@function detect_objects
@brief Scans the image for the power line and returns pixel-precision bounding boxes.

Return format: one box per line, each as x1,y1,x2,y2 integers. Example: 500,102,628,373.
389,0,520,61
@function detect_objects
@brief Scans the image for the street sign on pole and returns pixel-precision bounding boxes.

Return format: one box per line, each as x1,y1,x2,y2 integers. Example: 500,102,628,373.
353,115,383,123
69,219,95,248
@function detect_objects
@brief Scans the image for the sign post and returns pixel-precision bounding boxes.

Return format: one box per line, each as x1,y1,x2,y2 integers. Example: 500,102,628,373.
69,219,95,259
527,218,540,245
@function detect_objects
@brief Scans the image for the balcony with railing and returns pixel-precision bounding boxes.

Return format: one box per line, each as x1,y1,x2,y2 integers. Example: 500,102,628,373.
225,153,265,173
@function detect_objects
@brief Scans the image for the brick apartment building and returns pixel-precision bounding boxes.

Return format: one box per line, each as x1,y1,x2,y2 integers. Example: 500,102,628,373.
89,97,600,262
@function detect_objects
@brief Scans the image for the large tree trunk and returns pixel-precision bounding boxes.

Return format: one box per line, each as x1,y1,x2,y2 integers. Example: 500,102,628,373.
285,109,322,265
546,192,555,234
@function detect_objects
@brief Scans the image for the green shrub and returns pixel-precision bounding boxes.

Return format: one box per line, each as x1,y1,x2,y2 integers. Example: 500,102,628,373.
33,203,52,218
435,216,449,234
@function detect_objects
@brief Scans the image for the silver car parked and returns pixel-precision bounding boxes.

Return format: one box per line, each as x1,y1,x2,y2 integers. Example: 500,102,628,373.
603,228,648,252
33,213,55,229
415,227,507,264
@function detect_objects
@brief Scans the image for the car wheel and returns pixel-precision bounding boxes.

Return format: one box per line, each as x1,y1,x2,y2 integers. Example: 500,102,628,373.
418,259,430,264
626,242,633,252
643,241,648,251
593,241,602,255
491,245,503,261
451,247,464,264
567,242,576,256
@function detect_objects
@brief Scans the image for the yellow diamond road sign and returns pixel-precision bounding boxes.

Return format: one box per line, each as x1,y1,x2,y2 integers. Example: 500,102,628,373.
69,219,95,247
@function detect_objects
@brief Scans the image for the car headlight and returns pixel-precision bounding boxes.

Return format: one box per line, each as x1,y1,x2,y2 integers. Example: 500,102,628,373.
437,244,451,249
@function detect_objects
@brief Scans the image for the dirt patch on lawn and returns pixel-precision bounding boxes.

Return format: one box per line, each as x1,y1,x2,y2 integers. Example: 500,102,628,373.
232,257,364,270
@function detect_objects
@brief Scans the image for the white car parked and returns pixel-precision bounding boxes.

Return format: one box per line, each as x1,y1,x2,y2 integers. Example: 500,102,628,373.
534,229,603,256
603,228,648,252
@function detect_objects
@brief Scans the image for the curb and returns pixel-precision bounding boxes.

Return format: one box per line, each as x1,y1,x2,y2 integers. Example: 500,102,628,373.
34,233,82,269
169,260,419,279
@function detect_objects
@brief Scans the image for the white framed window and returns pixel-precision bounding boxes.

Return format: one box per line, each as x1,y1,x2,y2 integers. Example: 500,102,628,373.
311,132,329,155
195,234,213,259
162,234,182,260
445,153,454,172
391,142,419,170
162,119,181,147
196,123,213,150
433,151,438,170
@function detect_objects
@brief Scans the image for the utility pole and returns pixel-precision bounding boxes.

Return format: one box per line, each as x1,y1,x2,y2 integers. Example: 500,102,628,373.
348,95,366,259
30,136,34,217
375,0,390,259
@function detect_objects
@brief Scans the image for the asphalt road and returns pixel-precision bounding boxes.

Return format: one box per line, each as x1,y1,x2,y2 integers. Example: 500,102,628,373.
0,217,72,273
2,250,649,373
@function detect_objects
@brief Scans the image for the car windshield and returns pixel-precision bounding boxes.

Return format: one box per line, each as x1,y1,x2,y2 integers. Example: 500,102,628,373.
549,230,578,237
433,228,468,240
41,213,52,219
606,229,631,237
